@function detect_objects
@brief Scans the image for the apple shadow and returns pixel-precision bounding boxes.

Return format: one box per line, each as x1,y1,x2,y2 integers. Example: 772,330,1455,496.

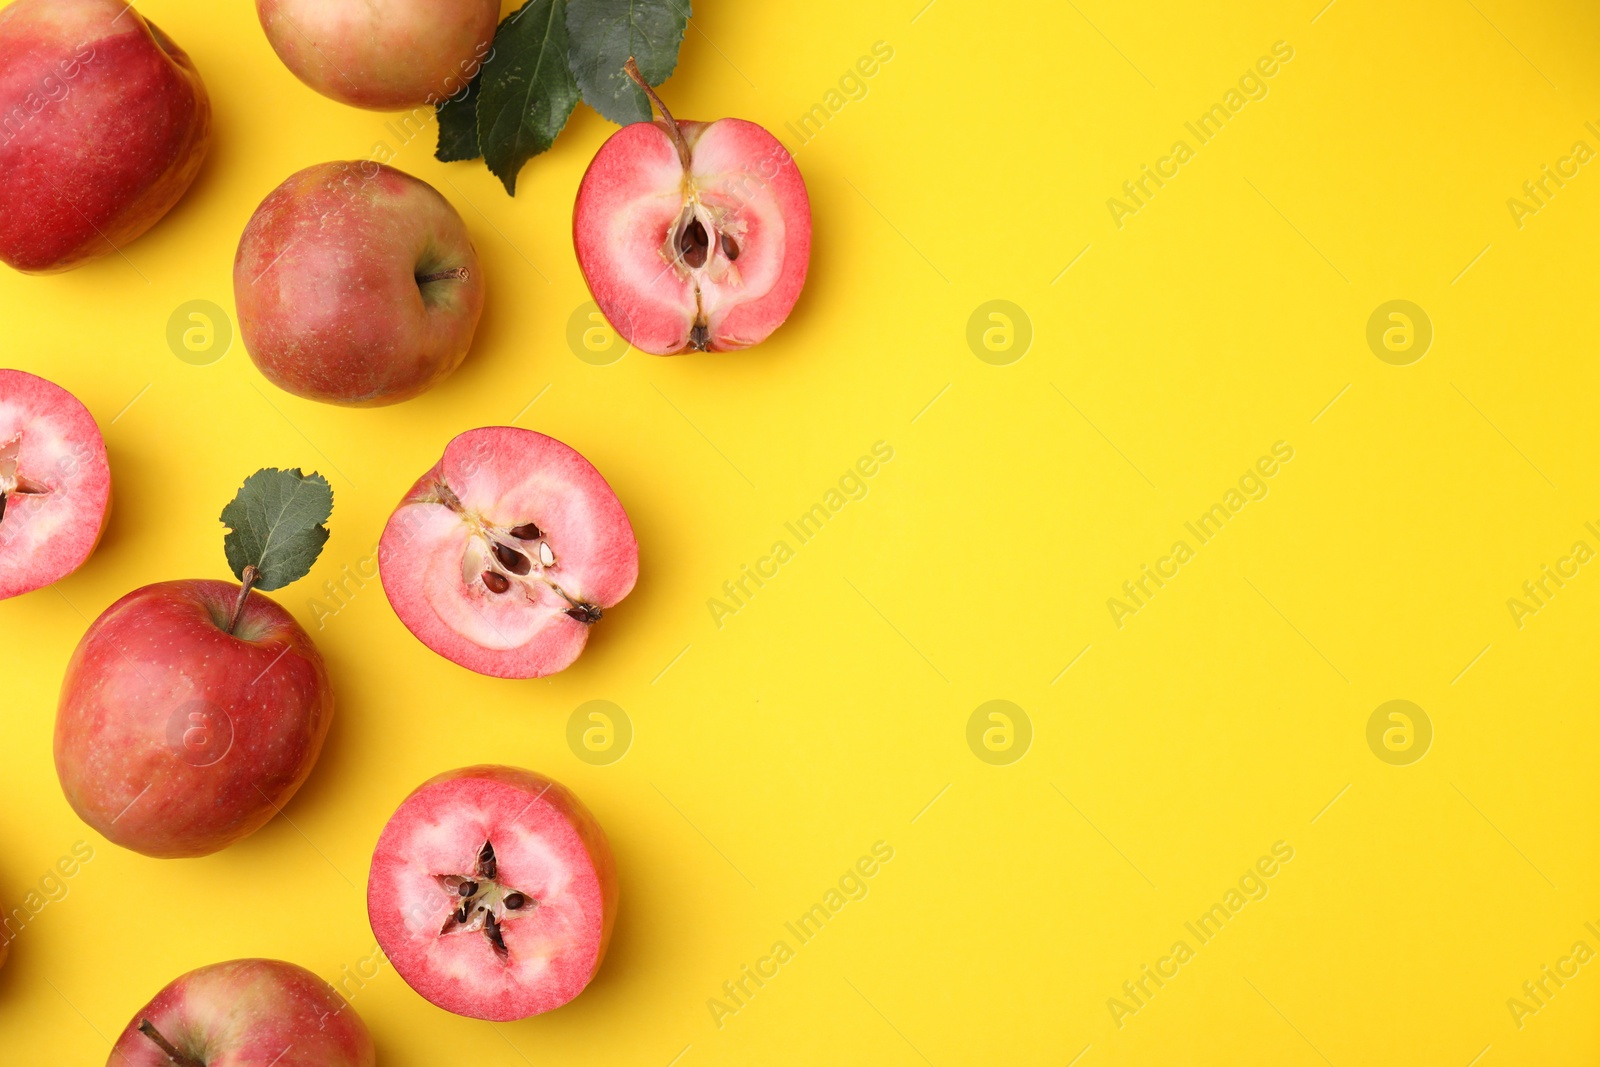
0,863,20,1001
131,101,229,261
425,250,518,416
218,639,373,882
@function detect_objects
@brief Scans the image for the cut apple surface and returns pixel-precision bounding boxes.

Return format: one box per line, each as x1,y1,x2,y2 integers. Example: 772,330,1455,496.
0,370,110,600
367,765,618,1021
573,68,811,355
378,426,638,678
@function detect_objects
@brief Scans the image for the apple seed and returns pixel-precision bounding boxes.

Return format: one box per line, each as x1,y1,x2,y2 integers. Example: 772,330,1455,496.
680,217,709,269
509,522,541,540
538,542,555,567
482,571,511,594
493,542,531,575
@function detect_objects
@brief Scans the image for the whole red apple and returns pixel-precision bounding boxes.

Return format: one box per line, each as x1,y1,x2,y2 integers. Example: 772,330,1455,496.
234,161,485,407
107,958,374,1067
54,580,333,859
0,0,210,274
256,0,497,111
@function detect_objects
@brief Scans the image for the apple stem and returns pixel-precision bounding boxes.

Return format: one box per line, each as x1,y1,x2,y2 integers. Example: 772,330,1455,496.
624,57,691,170
226,565,259,636
417,266,470,284
138,1019,205,1067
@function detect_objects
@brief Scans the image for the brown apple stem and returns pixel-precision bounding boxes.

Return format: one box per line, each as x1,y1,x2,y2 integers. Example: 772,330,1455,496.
624,57,691,170
417,267,470,284
138,1019,205,1067
226,565,259,636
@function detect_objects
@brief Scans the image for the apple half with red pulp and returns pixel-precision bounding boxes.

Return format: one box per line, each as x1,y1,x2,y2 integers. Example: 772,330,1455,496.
574,60,811,355
0,369,110,600
367,765,618,1021
378,426,638,678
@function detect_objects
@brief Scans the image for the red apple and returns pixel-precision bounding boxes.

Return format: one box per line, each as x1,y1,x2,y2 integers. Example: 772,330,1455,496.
255,0,498,111
0,369,110,600
378,426,639,678
107,958,374,1067
234,161,485,407
0,0,210,274
573,63,811,354
54,580,334,859
367,765,618,1021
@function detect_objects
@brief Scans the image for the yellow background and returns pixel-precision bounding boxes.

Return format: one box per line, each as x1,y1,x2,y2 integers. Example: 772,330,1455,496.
2,0,1599,1062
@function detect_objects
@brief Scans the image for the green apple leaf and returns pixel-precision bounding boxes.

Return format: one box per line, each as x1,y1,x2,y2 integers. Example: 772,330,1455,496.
566,0,690,126
435,78,483,162
477,0,582,195
220,468,333,592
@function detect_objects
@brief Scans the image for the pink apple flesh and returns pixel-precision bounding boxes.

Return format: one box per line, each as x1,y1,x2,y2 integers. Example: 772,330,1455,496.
107,958,374,1067
0,0,210,273
0,369,110,600
234,161,485,407
367,766,618,1021
256,0,498,111
574,116,811,355
54,580,334,859
378,426,639,678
